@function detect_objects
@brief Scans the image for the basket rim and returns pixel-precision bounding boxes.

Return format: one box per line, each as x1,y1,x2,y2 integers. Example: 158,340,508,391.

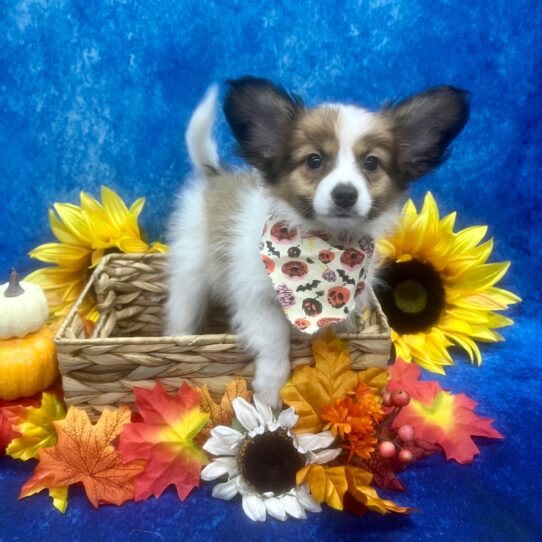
55,252,391,346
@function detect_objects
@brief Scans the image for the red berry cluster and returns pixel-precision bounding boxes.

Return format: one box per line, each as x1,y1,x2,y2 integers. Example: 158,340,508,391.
377,390,415,464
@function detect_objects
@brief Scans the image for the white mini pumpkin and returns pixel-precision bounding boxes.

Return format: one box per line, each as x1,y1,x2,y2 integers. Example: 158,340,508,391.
0,270,49,339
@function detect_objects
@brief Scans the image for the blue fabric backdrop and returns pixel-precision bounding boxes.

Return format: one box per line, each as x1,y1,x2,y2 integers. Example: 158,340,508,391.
1,0,541,540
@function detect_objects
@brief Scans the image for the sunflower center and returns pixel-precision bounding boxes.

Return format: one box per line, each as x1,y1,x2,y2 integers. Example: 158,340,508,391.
393,279,428,314
376,259,445,334
238,428,306,495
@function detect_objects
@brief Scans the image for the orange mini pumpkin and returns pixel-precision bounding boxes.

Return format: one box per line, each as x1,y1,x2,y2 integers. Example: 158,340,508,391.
0,270,58,400
0,325,58,400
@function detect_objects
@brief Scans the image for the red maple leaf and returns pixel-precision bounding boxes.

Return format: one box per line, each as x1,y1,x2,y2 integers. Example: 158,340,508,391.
359,454,406,492
118,382,209,502
359,438,440,492
387,358,441,399
387,359,503,464
0,408,20,455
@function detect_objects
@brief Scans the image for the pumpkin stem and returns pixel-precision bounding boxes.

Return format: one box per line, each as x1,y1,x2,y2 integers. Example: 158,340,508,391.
5,269,25,297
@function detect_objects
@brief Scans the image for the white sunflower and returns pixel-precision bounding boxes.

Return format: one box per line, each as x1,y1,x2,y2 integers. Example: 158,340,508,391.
201,396,341,522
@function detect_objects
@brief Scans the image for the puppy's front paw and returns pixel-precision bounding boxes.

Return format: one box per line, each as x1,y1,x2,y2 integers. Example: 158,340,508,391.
252,375,286,409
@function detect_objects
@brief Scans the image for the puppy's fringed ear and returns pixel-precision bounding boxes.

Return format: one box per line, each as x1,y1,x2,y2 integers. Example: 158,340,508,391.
224,77,303,174
387,86,470,181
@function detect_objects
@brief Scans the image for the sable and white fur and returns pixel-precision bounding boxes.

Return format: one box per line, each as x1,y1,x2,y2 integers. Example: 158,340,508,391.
166,78,470,407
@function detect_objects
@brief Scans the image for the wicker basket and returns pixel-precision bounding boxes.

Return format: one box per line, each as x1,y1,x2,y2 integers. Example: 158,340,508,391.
55,253,391,418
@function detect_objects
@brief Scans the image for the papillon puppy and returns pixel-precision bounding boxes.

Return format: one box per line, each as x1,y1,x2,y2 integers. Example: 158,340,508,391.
166,77,469,407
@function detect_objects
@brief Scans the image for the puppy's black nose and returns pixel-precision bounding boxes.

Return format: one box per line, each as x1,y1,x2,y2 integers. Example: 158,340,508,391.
331,184,358,209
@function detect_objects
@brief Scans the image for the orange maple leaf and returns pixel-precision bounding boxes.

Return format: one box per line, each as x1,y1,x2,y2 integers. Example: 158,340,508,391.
388,359,503,463
199,377,252,429
118,382,209,502
20,406,145,509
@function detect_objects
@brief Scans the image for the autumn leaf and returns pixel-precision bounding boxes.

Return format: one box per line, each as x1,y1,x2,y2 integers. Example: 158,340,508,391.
118,381,209,502
345,466,411,515
360,438,441,492
358,366,388,394
1,409,20,455
281,332,387,434
387,357,440,400
388,359,503,463
20,406,145,510
297,463,411,514
21,483,69,514
358,454,406,492
81,316,96,338
199,377,252,429
0,395,43,410
4,392,68,511
400,391,503,464
296,464,349,511
6,392,66,461
0,395,43,455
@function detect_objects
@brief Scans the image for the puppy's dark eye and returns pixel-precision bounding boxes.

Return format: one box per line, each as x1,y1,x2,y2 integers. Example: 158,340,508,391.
364,155,379,171
306,153,322,169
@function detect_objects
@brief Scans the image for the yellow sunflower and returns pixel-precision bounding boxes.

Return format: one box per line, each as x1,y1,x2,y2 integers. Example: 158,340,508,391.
375,192,520,374
26,186,168,321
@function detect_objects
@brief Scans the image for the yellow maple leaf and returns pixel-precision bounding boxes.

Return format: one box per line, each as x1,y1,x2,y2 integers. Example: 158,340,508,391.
5,392,68,512
6,392,66,461
297,463,411,514
199,377,252,429
357,366,388,394
281,332,387,434
296,464,349,511
345,466,412,515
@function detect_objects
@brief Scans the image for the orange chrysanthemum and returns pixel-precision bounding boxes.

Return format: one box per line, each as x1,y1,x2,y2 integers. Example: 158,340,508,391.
321,382,384,461
341,433,379,462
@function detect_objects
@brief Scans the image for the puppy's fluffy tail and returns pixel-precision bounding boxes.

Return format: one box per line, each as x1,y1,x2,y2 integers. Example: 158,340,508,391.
186,84,220,175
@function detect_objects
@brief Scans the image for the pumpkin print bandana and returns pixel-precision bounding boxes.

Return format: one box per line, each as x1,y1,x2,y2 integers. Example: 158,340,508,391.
259,213,374,334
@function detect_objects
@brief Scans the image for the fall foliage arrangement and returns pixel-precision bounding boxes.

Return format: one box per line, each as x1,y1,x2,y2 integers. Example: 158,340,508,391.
1,335,503,520
0,187,518,521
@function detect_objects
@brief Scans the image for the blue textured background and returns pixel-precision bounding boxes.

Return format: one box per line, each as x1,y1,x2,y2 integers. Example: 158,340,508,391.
1,0,541,540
